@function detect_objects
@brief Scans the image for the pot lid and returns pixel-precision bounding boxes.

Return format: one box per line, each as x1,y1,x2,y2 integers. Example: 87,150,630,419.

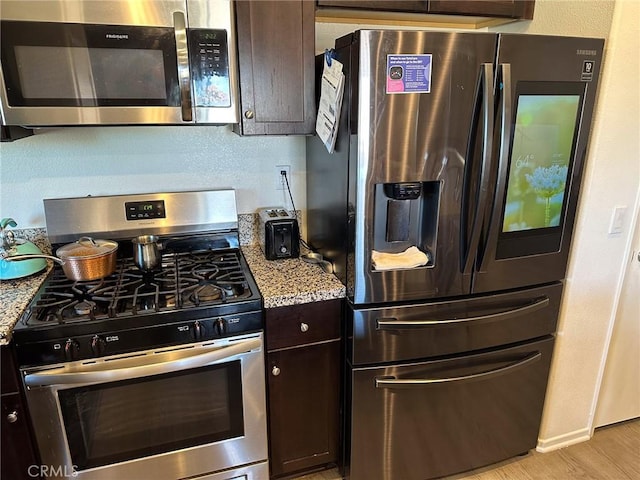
56,237,118,259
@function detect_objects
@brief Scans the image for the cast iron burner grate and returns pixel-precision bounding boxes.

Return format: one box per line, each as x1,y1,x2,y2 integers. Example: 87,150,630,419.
25,250,251,326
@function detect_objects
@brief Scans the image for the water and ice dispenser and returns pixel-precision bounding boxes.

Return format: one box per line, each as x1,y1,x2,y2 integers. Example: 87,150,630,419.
372,181,440,270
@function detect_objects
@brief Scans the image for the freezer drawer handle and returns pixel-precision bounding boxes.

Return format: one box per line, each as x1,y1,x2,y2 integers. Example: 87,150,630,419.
375,351,542,388
376,296,549,329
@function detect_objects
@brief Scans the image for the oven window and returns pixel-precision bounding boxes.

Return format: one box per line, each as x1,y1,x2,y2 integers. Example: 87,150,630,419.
15,46,168,100
0,21,179,107
58,361,244,470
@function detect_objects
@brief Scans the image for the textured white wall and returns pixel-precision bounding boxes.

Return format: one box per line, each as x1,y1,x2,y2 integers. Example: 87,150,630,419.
491,0,615,37
528,0,639,448
0,125,306,226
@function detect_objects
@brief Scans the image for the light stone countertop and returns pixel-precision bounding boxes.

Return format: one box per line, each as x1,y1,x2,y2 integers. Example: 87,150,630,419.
0,229,52,345
0,265,52,345
242,245,345,309
0,233,345,345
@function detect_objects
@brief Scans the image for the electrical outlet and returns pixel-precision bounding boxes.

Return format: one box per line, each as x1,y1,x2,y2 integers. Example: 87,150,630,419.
275,165,290,190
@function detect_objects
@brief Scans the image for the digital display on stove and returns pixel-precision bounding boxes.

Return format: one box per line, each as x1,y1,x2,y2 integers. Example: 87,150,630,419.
125,200,166,220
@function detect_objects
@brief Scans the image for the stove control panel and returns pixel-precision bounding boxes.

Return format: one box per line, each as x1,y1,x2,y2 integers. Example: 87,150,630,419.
16,311,263,367
125,200,166,221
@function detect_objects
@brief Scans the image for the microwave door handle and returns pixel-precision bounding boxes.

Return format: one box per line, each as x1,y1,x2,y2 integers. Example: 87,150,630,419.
376,295,550,329
375,352,542,388
23,337,261,387
463,63,495,275
478,63,512,272
173,11,193,122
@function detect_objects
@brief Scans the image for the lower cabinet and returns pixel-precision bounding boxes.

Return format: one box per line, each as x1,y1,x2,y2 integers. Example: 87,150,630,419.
1,345,39,479
265,299,342,478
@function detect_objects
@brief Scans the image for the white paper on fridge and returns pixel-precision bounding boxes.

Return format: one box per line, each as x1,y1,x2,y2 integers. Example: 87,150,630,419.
316,57,345,153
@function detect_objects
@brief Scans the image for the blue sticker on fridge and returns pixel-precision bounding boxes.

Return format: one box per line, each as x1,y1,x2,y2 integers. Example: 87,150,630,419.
386,54,432,94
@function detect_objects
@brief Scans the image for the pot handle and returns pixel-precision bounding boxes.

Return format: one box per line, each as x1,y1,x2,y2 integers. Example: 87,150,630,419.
2,254,65,265
78,236,98,247
0,218,17,230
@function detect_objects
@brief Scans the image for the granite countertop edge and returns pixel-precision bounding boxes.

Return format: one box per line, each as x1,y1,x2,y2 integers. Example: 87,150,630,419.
0,242,345,346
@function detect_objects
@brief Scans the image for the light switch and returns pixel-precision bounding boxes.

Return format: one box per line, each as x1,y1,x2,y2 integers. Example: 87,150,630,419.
608,205,627,234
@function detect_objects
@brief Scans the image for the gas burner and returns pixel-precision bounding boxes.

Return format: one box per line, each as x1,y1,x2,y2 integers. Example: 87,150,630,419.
74,301,96,316
191,264,220,281
186,283,223,305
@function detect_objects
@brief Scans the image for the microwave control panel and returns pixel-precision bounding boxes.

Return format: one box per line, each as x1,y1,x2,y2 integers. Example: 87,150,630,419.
189,29,231,107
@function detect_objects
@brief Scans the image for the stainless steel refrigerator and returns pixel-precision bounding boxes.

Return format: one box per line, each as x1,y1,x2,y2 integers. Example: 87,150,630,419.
306,30,603,480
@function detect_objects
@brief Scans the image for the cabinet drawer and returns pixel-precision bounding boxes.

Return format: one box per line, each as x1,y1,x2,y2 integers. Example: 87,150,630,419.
266,299,341,350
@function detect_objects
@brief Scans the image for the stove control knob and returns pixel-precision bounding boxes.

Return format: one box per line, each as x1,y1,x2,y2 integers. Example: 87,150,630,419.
215,318,226,336
64,339,80,361
194,321,204,340
91,335,107,356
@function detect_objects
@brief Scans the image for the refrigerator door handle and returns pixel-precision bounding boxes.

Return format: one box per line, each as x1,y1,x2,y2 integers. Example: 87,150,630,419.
376,296,550,329
478,63,513,271
463,63,495,275
374,352,542,388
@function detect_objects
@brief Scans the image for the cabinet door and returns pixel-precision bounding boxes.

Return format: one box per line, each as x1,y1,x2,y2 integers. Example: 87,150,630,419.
1,393,39,479
1,345,40,479
234,0,316,135
317,1,428,12
267,340,340,477
428,0,535,19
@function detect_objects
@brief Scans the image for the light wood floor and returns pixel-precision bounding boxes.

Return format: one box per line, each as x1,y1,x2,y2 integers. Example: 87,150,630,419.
294,419,640,480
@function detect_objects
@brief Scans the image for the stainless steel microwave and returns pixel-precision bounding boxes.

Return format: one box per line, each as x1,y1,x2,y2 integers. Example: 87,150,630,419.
0,0,239,126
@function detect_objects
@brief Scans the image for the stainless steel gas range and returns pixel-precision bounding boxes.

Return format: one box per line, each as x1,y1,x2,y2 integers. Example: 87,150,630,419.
12,190,268,480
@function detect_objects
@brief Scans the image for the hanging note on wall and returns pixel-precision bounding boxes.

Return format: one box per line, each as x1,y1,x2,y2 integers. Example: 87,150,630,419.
316,50,344,153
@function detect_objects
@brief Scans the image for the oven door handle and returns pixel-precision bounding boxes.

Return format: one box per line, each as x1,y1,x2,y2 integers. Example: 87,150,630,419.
23,337,261,387
375,352,542,388
174,11,193,122
376,296,550,329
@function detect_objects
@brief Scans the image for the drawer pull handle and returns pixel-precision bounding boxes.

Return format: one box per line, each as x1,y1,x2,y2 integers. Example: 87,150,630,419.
6,411,18,423
300,322,309,333
377,297,550,329
375,352,542,388
272,366,281,376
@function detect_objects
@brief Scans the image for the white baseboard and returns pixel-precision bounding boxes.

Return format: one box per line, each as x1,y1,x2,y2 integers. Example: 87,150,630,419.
536,427,592,452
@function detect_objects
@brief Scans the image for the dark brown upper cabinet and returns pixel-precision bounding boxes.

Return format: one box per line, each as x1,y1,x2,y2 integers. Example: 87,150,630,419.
317,0,428,12
428,0,534,18
317,0,535,19
234,0,316,135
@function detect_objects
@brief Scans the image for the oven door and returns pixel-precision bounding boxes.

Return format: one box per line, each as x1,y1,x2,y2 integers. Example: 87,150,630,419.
21,333,268,480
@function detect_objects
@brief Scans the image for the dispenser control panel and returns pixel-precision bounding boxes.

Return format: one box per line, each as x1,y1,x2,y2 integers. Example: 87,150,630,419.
385,182,422,200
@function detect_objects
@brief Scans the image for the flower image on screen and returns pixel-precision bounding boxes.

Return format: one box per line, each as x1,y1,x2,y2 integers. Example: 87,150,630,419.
502,94,581,233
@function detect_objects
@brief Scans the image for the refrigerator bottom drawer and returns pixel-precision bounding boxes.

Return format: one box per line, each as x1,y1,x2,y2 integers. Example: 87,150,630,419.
346,336,554,480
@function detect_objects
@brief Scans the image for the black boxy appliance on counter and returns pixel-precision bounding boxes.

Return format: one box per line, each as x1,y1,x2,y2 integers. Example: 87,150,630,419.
258,208,300,260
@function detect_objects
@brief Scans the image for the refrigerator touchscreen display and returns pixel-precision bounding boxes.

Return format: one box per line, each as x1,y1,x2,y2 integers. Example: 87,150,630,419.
502,92,581,233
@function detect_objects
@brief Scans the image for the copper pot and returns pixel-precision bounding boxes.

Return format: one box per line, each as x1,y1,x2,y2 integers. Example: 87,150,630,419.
4,237,118,281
